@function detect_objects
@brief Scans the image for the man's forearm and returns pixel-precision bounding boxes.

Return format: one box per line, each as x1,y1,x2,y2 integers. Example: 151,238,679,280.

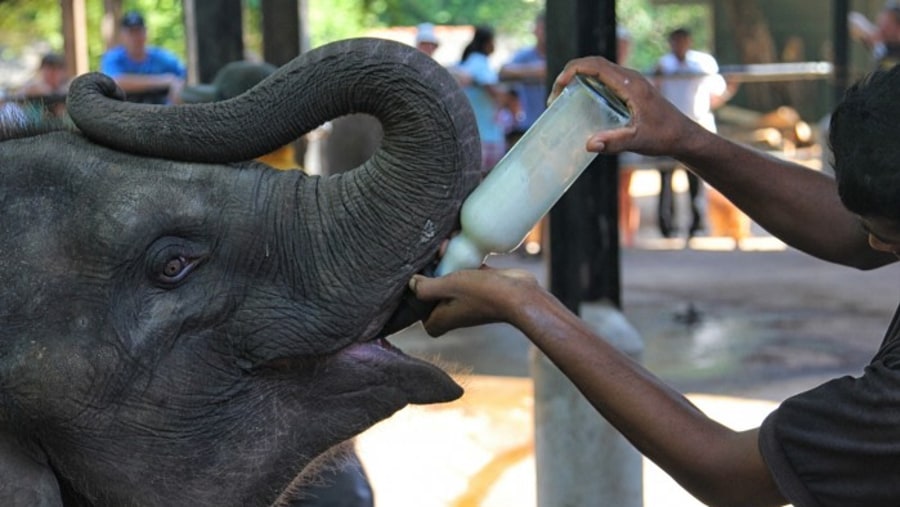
112,74,177,94
673,128,890,268
499,62,545,83
515,290,786,506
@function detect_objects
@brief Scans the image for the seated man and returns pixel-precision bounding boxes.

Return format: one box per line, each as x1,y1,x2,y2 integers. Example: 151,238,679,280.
100,11,186,104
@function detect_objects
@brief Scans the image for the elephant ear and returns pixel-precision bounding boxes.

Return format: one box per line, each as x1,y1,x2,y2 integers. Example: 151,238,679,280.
0,432,63,506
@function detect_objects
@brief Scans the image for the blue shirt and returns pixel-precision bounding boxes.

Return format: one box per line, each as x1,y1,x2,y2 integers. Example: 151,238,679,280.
100,46,186,78
506,47,546,131
457,53,504,145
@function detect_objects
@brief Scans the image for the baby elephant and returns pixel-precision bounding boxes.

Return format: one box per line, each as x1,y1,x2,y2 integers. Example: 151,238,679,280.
0,37,480,506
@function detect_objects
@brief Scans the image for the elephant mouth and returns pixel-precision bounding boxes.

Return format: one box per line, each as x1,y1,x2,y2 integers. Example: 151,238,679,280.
337,336,464,404
256,335,462,405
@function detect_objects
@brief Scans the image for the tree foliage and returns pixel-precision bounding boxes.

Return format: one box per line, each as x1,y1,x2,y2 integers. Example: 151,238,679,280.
362,0,544,40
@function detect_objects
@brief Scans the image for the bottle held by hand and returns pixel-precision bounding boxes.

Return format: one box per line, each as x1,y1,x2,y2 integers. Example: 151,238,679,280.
436,74,631,275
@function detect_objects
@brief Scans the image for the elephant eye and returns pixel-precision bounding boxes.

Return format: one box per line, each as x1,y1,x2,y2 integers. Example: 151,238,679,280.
148,238,208,287
163,256,188,280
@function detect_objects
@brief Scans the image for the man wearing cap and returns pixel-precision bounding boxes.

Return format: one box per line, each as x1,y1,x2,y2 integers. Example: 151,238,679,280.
100,11,186,104
415,23,440,58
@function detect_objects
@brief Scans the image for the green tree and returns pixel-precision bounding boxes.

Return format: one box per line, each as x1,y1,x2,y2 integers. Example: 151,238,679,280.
617,0,712,72
361,0,544,41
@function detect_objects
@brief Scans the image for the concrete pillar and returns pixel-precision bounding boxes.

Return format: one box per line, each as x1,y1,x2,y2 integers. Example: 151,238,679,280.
531,301,644,507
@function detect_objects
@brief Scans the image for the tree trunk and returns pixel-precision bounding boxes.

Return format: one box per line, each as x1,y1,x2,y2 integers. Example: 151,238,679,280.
721,0,789,110
101,0,122,51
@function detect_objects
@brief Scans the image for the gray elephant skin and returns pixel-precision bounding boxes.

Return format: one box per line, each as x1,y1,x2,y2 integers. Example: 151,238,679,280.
0,38,480,506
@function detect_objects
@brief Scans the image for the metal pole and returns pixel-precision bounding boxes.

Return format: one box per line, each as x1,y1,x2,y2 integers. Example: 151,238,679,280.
833,0,850,106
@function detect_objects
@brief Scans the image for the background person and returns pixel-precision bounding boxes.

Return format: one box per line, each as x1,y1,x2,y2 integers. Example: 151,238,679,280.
100,11,186,104
498,11,546,147
652,28,733,239
414,22,440,58
849,2,900,70
412,56,900,507
14,52,69,117
616,27,642,247
455,25,508,176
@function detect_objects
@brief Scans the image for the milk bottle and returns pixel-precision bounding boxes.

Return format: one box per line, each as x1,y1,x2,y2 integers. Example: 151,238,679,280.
435,74,631,276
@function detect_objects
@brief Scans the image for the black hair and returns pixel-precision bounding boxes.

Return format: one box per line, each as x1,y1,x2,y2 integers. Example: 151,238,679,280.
830,65,900,221
40,53,65,69
461,26,495,63
669,28,691,40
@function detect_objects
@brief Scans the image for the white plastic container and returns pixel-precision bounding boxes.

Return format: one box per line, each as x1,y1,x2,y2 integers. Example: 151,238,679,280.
435,74,631,276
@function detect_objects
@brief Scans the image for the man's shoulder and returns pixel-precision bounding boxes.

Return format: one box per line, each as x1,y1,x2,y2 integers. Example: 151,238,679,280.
655,53,678,72
146,46,180,61
145,46,186,76
101,45,127,61
686,50,719,71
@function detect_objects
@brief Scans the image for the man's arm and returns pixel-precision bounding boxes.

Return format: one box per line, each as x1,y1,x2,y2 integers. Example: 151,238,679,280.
498,60,546,83
100,49,185,99
108,73,179,94
411,269,788,507
551,56,894,269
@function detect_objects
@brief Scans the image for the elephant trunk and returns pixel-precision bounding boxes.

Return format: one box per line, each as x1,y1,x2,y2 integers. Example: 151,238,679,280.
67,38,481,334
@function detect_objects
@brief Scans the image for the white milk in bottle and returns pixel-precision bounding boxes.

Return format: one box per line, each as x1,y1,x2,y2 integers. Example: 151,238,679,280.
436,74,631,275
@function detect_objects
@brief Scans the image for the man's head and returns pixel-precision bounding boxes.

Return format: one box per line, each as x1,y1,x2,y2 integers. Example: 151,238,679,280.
415,23,439,57
120,11,147,54
878,3,900,44
830,65,900,251
38,53,67,89
668,28,692,61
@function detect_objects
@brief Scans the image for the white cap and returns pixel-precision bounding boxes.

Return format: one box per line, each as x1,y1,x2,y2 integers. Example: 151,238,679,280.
416,23,439,45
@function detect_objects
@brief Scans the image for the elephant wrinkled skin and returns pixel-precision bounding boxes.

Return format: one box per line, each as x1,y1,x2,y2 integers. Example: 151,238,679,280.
0,38,480,506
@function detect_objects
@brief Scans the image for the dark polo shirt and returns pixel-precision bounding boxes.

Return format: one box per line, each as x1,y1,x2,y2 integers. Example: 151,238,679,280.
759,304,900,506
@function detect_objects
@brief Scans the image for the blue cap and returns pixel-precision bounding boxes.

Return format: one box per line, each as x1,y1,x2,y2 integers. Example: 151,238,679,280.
121,11,145,28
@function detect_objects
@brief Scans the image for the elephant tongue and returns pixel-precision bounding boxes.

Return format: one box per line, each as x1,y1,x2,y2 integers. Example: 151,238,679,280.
341,339,463,404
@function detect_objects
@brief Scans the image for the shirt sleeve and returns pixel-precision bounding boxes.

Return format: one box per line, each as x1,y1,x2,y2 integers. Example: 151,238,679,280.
99,49,123,77
151,49,186,78
161,50,187,78
705,74,727,96
460,54,498,86
759,354,900,507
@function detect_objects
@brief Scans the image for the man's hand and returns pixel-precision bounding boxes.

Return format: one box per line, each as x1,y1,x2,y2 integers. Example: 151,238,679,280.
409,267,539,337
550,56,709,157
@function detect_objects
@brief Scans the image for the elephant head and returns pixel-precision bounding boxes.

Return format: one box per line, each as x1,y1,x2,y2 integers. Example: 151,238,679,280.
0,38,480,506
